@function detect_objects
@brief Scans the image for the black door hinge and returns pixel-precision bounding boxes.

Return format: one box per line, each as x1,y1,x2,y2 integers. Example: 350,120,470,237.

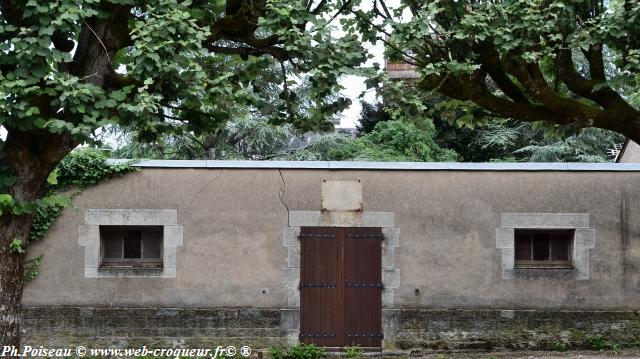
299,282,337,289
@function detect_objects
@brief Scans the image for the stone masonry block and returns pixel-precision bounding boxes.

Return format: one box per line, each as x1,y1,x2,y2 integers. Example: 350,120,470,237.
384,269,400,289
281,267,299,289
280,309,300,331
283,226,301,247
164,225,183,246
288,246,300,268
382,246,395,270
382,227,400,248
496,228,514,249
321,179,363,211
78,225,99,246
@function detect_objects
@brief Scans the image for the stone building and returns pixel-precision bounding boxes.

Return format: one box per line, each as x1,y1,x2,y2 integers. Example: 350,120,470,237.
21,160,640,352
385,61,418,80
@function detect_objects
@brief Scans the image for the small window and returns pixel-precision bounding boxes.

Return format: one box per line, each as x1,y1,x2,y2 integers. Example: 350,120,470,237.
100,226,163,268
514,229,573,268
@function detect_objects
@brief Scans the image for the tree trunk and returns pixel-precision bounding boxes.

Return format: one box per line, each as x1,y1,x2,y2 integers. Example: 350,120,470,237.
0,216,29,353
0,3,131,349
0,129,77,355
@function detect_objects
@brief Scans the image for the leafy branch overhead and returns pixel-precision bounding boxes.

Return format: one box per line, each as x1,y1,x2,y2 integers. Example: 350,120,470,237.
0,0,368,204
356,0,640,142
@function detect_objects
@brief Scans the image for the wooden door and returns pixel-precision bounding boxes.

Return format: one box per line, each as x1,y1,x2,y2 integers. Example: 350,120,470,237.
299,227,383,349
343,227,383,348
299,227,341,347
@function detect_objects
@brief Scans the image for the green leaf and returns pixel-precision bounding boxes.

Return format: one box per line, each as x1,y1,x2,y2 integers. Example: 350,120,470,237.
46,170,58,186
26,107,40,116
10,238,26,254
0,194,12,206
40,194,71,208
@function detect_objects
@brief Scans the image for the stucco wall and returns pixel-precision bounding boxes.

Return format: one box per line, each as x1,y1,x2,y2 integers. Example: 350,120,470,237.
22,167,640,310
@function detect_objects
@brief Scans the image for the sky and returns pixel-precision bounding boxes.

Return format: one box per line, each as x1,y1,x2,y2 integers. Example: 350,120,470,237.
330,0,407,129
337,41,385,129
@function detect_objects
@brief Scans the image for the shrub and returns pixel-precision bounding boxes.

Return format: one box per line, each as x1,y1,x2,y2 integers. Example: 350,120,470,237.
343,345,363,359
269,344,326,359
287,343,326,359
551,341,567,352
587,335,620,352
270,346,286,359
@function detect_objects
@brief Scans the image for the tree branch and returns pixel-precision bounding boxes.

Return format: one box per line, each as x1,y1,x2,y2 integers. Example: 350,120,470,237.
350,10,422,66
421,69,576,126
313,0,354,32
206,44,289,62
0,0,23,27
501,51,604,122
70,4,132,89
311,0,329,14
161,102,218,119
377,0,393,19
477,42,529,104
555,48,638,115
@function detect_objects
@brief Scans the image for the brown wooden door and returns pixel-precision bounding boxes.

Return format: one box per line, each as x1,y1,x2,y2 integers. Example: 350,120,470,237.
299,227,382,349
299,227,341,347
343,227,383,348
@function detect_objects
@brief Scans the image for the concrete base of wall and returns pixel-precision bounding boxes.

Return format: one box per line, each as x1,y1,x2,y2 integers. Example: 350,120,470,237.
21,307,285,350
22,307,640,352
386,309,640,351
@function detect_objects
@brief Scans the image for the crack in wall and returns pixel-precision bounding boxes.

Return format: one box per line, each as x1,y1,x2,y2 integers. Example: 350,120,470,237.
278,169,290,226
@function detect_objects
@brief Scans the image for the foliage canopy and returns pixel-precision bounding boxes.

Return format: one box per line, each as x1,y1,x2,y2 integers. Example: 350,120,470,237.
356,0,640,142
0,0,369,205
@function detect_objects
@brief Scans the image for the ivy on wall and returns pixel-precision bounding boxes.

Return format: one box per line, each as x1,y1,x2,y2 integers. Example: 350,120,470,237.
23,148,136,283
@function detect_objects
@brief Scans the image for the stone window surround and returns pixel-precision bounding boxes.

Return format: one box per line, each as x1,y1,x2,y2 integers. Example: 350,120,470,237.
280,210,400,346
496,213,595,280
79,209,183,278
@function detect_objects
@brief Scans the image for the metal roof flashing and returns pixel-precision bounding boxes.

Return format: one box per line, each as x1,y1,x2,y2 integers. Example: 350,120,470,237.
106,159,640,171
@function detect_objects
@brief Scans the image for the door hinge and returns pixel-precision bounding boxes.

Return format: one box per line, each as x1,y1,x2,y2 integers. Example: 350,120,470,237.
299,282,336,289
345,282,384,289
299,332,336,338
298,233,336,240
346,332,384,339
346,233,385,240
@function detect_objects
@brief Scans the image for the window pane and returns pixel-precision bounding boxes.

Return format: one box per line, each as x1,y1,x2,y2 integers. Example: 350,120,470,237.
123,231,142,258
514,236,531,261
142,230,162,259
514,229,573,266
532,233,550,261
102,231,123,259
551,237,571,261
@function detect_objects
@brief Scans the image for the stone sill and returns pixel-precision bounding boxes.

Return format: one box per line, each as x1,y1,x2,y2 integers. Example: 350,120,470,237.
97,267,164,276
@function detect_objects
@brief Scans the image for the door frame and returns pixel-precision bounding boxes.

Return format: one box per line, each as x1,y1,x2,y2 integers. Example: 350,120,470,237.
298,226,383,349
281,211,400,349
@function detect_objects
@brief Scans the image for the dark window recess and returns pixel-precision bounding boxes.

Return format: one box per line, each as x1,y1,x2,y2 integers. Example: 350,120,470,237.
100,226,163,268
514,229,573,268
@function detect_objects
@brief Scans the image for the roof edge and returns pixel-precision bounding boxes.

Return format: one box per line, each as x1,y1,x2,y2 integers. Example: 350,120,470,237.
107,159,640,171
